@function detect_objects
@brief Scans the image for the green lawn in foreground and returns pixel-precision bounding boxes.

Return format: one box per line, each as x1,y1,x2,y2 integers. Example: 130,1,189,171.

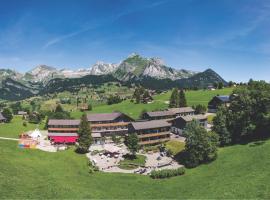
1,139,270,198
0,116,45,138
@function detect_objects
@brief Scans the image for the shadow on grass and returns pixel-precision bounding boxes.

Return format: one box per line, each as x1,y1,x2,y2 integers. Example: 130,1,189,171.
249,141,265,147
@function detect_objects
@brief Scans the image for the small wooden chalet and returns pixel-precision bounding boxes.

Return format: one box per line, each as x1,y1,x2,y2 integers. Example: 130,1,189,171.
0,112,6,123
208,95,230,113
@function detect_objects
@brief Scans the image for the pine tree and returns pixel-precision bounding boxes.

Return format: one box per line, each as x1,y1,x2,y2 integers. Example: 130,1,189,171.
179,90,187,107
213,106,231,146
125,133,139,158
76,114,93,154
169,88,180,108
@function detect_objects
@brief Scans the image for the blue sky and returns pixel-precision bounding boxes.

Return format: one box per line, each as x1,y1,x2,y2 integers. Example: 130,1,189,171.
0,0,270,82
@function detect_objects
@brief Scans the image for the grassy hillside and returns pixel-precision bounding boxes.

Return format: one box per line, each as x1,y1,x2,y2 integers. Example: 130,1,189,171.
0,139,269,198
85,87,233,119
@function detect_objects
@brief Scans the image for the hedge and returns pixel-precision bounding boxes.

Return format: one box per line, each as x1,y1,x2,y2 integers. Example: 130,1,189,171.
150,167,185,179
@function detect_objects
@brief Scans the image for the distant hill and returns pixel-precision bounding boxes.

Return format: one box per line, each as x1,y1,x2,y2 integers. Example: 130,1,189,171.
0,54,227,100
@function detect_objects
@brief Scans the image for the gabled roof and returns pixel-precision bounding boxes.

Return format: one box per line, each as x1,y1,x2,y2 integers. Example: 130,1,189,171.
48,119,80,126
146,110,175,118
87,112,133,122
216,95,230,102
131,120,171,130
168,107,195,114
179,114,207,122
0,112,6,121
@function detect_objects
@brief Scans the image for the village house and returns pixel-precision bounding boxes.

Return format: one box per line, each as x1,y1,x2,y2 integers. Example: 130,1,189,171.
87,112,134,143
167,107,195,117
208,95,230,113
47,119,80,144
129,120,171,146
0,112,6,123
171,115,207,135
142,110,176,120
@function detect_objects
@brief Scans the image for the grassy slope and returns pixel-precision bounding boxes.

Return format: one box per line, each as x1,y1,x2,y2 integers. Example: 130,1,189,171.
0,139,270,199
0,116,45,138
85,87,233,119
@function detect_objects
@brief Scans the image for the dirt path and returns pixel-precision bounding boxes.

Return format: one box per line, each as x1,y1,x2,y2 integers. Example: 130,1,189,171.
0,137,19,141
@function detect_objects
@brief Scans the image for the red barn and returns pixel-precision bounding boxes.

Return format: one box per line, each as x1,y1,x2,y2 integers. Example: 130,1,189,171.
48,119,80,144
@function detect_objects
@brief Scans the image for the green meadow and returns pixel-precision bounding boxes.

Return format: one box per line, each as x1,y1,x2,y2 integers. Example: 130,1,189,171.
0,116,45,138
73,87,234,119
0,139,269,199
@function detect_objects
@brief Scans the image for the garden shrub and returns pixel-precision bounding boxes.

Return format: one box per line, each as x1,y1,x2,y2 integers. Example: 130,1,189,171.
150,167,185,179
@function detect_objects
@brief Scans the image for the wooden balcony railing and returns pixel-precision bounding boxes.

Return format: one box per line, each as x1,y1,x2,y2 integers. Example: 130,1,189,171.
138,132,170,139
48,128,79,131
139,138,170,145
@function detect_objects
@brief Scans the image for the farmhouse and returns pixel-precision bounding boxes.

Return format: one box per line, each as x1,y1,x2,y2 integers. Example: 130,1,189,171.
142,110,176,120
171,115,207,135
129,120,171,146
0,112,6,123
167,107,195,116
48,119,80,143
87,112,134,139
208,95,230,113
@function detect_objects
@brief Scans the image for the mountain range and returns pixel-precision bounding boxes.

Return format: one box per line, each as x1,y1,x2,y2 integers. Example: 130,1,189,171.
0,54,227,100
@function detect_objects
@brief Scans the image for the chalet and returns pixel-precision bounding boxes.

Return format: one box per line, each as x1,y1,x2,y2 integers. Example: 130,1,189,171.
142,110,176,120
208,95,230,113
87,112,134,142
129,120,171,146
0,112,6,123
47,119,80,144
167,107,195,117
171,115,207,135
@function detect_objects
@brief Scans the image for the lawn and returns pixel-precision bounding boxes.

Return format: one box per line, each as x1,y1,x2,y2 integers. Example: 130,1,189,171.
118,154,146,170
0,116,45,138
1,138,270,198
165,140,185,155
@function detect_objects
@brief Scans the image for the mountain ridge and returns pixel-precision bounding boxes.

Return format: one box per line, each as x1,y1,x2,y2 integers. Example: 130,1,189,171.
0,54,227,100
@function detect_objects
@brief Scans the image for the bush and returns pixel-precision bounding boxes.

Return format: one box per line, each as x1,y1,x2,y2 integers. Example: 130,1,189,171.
88,160,99,174
23,121,27,127
150,167,185,179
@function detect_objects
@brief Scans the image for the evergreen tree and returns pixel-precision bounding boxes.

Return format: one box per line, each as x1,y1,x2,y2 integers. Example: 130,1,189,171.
55,104,64,112
2,108,13,122
218,82,224,89
140,109,147,119
169,88,180,108
179,90,187,107
194,104,207,114
76,114,93,154
125,133,139,157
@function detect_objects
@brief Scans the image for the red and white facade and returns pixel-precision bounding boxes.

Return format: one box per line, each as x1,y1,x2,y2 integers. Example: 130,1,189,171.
48,119,80,144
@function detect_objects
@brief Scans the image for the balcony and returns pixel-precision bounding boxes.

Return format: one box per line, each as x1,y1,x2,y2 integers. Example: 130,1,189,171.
138,131,170,139
139,138,170,145
48,128,79,131
91,122,129,128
